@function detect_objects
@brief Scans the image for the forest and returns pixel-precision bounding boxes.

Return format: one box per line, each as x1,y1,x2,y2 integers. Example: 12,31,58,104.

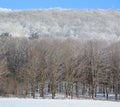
0,9,120,39
0,34,120,101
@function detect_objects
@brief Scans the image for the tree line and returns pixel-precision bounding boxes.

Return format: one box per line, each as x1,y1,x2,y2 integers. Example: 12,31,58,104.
0,36,120,100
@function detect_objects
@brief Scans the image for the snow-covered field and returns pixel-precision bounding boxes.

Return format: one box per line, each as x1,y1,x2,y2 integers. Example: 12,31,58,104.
0,98,119,107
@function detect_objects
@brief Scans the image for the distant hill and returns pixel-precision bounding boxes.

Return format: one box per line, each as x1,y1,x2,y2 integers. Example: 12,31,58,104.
0,8,120,40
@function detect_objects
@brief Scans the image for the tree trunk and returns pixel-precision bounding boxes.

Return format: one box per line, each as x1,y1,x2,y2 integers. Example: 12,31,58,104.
115,83,118,101
88,84,91,96
82,83,85,95
40,71,45,98
75,82,79,98
71,82,74,99
92,81,96,99
14,75,18,96
51,73,56,99
25,81,29,97
65,82,69,98
106,86,109,100
31,79,36,98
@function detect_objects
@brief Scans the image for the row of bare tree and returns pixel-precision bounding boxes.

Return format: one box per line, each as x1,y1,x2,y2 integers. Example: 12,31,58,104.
0,37,120,100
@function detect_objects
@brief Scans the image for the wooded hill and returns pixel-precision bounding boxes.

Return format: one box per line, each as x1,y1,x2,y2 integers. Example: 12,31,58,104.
0,8,120,39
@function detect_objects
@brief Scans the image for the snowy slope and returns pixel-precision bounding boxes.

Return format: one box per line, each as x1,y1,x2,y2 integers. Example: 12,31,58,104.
0,8,120,39
0,8,11,12
0,98,119,107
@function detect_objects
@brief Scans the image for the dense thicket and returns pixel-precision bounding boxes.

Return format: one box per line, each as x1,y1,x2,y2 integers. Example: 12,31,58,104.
0,37,120,100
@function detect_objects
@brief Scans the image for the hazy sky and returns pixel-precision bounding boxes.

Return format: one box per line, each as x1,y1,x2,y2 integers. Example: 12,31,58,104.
0,0,120,10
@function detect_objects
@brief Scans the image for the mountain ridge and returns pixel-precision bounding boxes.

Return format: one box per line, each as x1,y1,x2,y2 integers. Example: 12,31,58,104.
0,8,120,40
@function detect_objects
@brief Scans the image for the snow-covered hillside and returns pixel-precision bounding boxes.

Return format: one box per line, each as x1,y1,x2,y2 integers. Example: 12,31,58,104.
0,8,120,39
0,99,119,107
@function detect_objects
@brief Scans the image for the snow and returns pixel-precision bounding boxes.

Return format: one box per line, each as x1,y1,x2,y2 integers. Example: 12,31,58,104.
0,9,120,39
0,8,12,12
0,98,119,107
